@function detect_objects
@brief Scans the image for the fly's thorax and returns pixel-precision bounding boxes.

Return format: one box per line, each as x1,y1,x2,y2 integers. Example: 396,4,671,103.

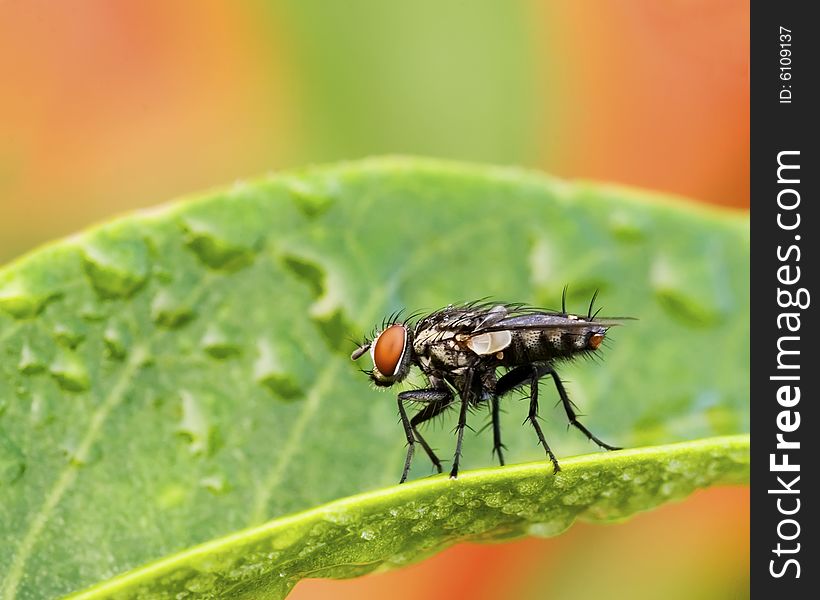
413,324,480,373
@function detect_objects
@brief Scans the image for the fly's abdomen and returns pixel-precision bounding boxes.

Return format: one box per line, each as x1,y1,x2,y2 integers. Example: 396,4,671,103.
503,330,563,365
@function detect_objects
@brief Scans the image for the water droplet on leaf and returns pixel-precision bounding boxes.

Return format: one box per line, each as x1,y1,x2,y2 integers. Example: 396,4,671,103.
103,323,130,360
151,288,195,328
177,390,212,456
527,516,573,538
284,177,335,218
482,491,511,508
181,213,259,271
53,321,86,348
18,342,46,374
199,474,229,495
185,572,218,594
200,325,241,359
49,348,90,392
410,521,431,533
322,508,353,526
254,339,302,400
79,301,107,321
81,234,150,299
515,478,544,496
0,277,56,319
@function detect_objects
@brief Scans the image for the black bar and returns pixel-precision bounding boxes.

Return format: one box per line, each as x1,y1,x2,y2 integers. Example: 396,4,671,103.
751,1,817,597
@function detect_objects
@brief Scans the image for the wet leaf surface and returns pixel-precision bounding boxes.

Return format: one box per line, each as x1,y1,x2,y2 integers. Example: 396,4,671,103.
0,158,749,599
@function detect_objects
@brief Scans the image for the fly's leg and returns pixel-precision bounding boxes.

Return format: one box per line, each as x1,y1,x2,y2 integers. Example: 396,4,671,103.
411,401,452,474
549,368,621,451
449,371,474,479
526,369,561,473
490,394,506,466
399,389,454,476
397,394,416,484
496,364,551,396
496,363,617,471
495,364,551,466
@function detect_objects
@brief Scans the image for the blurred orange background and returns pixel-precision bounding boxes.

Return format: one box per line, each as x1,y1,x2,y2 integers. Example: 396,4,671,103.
0,1,749,598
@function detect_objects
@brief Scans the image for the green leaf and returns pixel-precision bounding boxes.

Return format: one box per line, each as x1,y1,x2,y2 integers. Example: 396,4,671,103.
69,435,749,600
0,158,749,599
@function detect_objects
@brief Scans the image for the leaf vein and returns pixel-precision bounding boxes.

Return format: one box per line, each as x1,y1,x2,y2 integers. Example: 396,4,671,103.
2,345,148,600
248,362,341,525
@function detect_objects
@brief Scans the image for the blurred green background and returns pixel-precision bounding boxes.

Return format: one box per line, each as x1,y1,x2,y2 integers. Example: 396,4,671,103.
1,1,749,598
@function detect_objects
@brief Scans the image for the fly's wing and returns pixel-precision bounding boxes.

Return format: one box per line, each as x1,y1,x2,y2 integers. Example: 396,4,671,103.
416,302,632,344
444,302,542,332
416,303,510,337
474,312,631,333
474,304,510,329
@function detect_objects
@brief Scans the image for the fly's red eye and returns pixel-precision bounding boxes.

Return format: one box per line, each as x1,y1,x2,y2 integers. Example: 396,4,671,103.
373,324,407,376
588,333,604,350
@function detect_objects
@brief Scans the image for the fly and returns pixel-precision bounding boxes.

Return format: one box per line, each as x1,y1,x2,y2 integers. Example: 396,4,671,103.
351,289,630,483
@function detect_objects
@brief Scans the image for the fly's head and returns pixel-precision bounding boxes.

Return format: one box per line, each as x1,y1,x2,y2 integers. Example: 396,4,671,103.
351,322,414,387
